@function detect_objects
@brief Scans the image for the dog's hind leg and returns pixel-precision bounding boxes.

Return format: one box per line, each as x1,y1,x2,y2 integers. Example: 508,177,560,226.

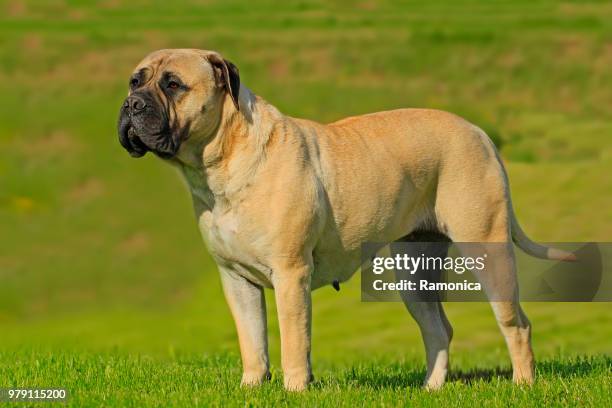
405,301,453,390
457,241,534,384
491,299,533,384
440,199,535,385
395,232,454,390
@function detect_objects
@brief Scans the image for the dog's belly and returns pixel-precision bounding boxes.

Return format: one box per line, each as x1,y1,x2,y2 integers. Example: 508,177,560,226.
309,209,426,290
311,247,361,289
309,184,432,290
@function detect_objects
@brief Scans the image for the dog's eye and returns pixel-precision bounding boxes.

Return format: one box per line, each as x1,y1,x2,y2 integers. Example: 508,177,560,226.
130,78,139,88
167,81,180,90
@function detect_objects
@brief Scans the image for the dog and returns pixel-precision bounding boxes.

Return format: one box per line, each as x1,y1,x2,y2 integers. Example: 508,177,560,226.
117,49,575,391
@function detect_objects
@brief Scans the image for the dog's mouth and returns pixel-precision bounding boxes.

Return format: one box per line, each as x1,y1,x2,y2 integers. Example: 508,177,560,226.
118,122,149,158
117,93,187,160
120,123,180,160
127,127,150,157
118,113,174,159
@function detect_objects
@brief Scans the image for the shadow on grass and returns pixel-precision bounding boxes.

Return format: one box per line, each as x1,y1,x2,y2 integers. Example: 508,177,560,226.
536,356,611,378
333,356,610,390
449,367,512,384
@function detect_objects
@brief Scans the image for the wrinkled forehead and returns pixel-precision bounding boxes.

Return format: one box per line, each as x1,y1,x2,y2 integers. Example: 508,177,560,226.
134,49,215,83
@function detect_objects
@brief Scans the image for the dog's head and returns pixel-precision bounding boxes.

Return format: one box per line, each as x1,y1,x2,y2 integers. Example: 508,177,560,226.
117,49,240,159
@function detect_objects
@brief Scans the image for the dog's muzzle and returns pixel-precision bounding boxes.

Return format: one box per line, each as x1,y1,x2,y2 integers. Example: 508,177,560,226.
117,92,176,159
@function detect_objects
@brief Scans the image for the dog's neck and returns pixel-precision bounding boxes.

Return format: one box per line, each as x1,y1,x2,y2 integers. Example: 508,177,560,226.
175,84,284,211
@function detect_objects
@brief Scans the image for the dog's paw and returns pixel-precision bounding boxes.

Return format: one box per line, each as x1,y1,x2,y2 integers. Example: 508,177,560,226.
424,380,445,391
512,372,534,386
283,372,313,392
423,370,447,391
240,371,271,387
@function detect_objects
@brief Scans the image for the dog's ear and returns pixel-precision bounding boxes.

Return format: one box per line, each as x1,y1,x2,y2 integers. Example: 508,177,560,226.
209,55,240,111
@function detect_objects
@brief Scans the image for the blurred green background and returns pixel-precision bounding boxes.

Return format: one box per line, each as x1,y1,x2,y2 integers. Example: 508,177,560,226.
0,0,610,368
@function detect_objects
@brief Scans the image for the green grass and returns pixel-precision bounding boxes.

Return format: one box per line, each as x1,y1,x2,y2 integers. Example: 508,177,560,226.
1,351,610,407
0,0,611,406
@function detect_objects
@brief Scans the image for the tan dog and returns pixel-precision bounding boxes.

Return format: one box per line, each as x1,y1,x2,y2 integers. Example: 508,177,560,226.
117,49,575,391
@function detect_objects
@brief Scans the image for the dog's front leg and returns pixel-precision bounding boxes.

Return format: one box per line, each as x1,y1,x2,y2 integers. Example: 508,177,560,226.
219,267,270,387
273,262,313,391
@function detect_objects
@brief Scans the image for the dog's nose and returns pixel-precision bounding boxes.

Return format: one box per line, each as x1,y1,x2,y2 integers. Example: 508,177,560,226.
125,95,147,112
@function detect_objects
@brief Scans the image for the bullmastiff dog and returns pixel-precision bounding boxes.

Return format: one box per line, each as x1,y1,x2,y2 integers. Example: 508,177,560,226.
117,49,575,391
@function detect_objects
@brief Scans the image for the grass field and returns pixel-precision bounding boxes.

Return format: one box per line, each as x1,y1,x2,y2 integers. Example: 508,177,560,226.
0,0,611,406
1,351,610,407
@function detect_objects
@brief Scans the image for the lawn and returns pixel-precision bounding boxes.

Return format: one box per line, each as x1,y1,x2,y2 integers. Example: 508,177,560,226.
0,0,610,406
1,351,610,407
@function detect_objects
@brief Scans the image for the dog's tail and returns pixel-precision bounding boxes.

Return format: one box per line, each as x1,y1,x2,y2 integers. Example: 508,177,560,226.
509,208,576,261
483,128,576,262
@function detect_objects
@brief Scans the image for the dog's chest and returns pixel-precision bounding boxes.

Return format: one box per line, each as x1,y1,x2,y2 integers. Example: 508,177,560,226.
181,165,273,286
199,205,274,287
